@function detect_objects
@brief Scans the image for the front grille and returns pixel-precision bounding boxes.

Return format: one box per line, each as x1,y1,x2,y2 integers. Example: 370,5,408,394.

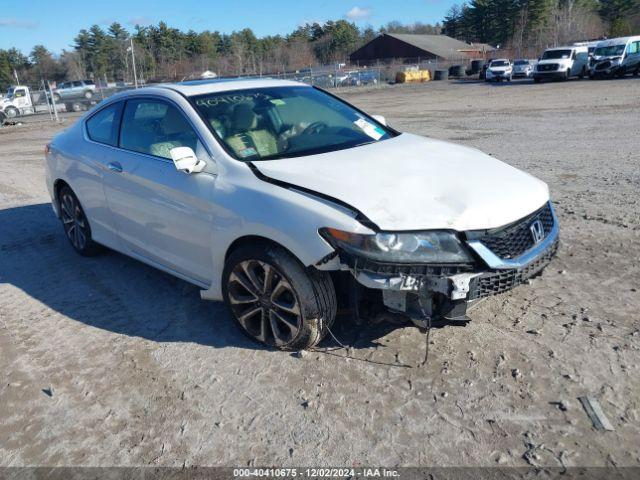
477,203,554,260
339,251,473,277
468,239,559,300
596,61,611,71
538,63,558,71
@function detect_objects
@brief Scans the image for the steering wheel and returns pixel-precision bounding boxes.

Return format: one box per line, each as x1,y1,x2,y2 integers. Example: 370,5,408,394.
302,121,329,135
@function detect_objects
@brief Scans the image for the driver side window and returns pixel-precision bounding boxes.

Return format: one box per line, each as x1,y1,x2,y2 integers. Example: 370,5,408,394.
119,99,202,160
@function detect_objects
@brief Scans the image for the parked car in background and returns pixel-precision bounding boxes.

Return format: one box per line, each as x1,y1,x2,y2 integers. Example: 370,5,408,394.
485,59,513,82
513,59,536,78
479,60,493,80
45,78,558,350
589,36,640,78
534,46,589,82
52,80,97,102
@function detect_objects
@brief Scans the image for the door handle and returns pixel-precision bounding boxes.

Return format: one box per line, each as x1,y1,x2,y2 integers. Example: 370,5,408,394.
107,162,123,173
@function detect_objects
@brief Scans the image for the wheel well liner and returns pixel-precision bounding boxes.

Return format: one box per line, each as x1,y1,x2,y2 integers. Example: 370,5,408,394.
53,179,71,208
225,235,305,267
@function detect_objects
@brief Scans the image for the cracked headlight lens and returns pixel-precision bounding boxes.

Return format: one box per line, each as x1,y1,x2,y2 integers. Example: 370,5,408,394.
320,228,473,263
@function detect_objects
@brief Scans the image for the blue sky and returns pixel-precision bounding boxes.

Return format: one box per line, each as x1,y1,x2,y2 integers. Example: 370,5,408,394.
0,0,456,55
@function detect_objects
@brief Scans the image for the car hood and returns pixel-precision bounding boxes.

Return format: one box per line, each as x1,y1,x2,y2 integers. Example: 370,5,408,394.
489,66,511,71
254,133,550,231
538,58,569,65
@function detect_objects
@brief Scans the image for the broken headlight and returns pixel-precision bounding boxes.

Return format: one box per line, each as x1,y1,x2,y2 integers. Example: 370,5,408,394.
320,228,473,263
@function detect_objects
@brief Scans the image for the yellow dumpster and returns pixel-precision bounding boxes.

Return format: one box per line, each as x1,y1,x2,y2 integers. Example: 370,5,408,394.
395,69,431,83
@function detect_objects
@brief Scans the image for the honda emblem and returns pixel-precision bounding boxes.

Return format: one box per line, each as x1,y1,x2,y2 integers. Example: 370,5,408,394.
530,220,545,244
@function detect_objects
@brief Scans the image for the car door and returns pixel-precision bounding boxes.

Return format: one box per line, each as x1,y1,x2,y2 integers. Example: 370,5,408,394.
57,82,70,99
81,100,125,247
12,87,30,112
626,41,640,70
103,97,216,285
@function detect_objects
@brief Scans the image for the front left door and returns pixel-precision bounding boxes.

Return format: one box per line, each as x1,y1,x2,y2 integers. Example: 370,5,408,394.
103,98,216,285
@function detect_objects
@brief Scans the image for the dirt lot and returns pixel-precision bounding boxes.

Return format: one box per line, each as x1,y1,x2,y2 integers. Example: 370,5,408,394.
1,78,639,468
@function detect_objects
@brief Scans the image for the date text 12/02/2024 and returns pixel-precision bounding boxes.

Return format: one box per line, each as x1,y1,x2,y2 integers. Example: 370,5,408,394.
233,468,400,477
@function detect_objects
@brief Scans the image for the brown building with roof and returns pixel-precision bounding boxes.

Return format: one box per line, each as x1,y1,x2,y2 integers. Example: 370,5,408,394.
350,33,495,64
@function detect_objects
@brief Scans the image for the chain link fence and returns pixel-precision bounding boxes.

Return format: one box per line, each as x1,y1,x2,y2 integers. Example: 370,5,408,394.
3,52,542,124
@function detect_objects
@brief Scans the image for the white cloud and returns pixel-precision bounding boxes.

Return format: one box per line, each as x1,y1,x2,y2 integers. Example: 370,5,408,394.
345,7,371,21
0,18,38,29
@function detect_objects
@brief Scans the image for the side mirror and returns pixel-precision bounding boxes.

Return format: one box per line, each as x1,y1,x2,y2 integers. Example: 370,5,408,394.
371,114,387,126
170,146,206,174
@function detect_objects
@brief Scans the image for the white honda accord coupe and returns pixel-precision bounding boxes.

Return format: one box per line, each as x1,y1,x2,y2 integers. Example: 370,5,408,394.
45,78,559,350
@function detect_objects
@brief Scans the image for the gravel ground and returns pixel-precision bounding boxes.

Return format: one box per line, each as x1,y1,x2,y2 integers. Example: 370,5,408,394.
1,78,639,468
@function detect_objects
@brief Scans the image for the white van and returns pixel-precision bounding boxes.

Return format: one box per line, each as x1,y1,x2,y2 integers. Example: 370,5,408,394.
533,45,589,82
589,36,640,78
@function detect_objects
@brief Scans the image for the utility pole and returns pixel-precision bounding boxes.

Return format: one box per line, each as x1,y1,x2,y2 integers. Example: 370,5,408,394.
129,37,139,88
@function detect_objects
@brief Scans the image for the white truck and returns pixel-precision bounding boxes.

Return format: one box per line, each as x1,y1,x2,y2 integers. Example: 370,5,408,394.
589,36,640,78
533,45,589,82
0,85,36,118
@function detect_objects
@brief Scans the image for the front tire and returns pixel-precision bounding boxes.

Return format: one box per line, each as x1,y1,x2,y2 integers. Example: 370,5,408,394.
223,244,337,350
58,186,102,256
4,106,18,118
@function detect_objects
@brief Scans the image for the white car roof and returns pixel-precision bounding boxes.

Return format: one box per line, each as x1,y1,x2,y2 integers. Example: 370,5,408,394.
159,78,308,97
596,36,640,47
546,45,587,51
490,58,510,63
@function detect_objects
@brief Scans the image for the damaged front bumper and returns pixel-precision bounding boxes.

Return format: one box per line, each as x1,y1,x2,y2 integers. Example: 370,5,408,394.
341,203,560,327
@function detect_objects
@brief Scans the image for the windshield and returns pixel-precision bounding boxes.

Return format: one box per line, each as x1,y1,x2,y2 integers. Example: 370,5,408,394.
6,88,14,98
192,86,393,161
514,60,529,65
490,60,509,67
542,49,572,59
594,44,625,57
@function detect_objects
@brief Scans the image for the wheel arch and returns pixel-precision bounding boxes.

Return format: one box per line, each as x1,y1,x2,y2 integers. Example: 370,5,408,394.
53,178,71,211
225,235,305,267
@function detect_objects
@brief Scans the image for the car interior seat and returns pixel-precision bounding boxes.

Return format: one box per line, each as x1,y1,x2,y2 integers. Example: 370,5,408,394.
225,103,278,158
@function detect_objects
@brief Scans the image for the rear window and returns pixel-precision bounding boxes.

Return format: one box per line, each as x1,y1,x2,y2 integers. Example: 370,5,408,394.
86,102,123,146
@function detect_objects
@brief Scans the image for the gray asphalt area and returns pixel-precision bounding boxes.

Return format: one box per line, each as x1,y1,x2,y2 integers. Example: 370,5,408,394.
1,77,639,467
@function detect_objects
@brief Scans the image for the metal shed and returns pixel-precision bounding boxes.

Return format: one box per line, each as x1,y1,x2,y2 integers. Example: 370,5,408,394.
350,33,495,64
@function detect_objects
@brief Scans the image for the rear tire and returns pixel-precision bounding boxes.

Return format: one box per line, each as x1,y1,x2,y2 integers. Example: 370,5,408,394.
223,244,337,351
58,185,103,256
